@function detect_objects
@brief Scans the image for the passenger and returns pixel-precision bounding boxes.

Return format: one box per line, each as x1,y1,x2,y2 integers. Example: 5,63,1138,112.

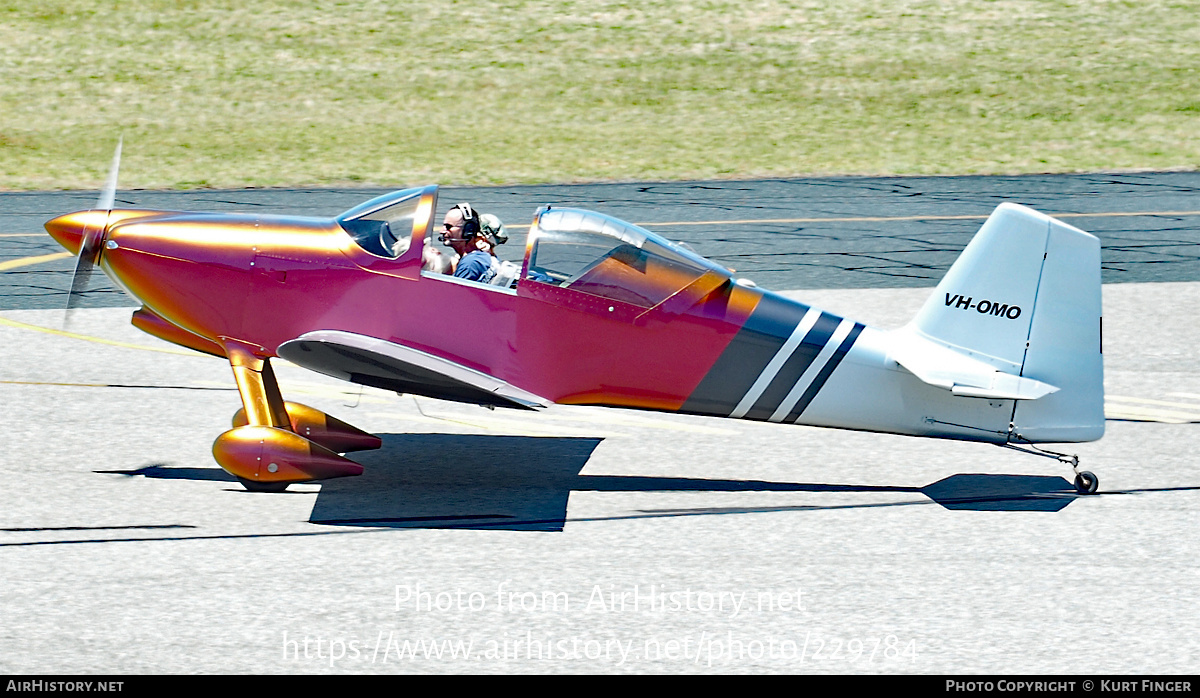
478,213,520,287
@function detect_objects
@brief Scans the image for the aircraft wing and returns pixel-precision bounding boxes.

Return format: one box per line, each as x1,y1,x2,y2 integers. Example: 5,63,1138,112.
276,330,550,410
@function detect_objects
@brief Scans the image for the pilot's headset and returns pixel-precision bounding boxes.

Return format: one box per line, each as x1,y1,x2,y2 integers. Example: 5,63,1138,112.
441,203,481,247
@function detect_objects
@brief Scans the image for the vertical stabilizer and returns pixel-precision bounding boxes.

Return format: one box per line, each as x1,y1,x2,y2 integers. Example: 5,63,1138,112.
908,203,1104,443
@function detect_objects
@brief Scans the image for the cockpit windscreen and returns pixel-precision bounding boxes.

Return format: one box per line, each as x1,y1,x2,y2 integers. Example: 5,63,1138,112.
337,188,425,258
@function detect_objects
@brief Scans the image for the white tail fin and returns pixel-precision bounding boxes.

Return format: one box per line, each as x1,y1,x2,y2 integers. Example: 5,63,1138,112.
908,203,1104,443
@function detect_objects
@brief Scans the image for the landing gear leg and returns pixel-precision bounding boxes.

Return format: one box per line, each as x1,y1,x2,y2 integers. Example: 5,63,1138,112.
1003,424,1099,495
213,342,363,491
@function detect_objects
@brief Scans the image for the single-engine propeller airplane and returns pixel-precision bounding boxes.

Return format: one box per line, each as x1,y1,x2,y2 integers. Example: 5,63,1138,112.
46,143,1104,494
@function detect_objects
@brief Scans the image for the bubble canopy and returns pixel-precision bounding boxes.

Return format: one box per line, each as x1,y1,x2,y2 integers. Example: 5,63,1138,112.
526,207,728,308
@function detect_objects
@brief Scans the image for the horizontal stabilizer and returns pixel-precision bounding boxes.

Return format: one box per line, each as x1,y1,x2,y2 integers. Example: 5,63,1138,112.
277,330,550,410
890,333,1059,401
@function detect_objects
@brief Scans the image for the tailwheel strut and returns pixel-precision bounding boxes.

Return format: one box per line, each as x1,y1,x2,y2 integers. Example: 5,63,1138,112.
1002,424,1098,495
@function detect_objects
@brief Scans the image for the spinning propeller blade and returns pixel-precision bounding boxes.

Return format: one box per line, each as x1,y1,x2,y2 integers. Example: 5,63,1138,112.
97,136,121,211
65,137,122,323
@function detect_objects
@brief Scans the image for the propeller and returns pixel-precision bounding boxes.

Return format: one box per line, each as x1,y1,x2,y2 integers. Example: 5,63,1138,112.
64,137,122,325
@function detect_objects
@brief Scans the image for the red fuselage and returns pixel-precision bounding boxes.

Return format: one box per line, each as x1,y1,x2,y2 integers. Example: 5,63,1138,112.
45,189,862,425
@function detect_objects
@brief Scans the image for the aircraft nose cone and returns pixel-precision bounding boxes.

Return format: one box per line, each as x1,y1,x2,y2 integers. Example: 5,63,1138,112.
44,211,107,256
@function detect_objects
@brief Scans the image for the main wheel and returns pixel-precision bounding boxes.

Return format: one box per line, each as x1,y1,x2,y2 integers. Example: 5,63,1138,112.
1074,471,1099,495
237,477,290,493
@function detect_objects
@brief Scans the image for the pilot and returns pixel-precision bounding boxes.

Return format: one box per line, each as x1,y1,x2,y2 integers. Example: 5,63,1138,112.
439,203,513,284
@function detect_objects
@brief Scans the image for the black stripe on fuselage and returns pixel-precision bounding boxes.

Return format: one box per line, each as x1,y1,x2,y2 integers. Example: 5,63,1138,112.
742,311,841,421
783,322,865,423
678,292,808,417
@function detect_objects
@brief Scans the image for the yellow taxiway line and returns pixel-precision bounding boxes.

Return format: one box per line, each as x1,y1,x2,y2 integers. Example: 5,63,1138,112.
0,251,71,271
0,315,195,356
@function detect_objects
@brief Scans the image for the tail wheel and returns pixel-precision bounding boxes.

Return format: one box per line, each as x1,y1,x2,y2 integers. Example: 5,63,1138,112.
1074,471,1099,495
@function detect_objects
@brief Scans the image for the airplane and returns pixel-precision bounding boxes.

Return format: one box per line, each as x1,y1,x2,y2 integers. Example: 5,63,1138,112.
44,143,1104,494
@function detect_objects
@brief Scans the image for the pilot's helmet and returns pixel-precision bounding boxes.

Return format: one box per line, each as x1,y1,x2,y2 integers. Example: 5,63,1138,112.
478,213,508,247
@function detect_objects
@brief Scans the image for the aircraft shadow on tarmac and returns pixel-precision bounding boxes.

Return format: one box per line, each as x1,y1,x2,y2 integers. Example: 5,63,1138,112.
100,433,1108,531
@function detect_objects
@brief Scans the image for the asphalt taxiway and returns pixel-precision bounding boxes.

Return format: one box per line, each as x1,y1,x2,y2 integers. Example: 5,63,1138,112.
1,175,1198,673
